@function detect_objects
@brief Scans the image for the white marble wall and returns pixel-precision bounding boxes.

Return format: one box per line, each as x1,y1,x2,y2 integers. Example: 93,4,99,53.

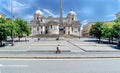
49,25,59,34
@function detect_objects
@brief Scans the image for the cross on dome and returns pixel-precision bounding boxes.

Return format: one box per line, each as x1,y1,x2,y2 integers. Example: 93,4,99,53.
69,9,76,16
35,8,43,15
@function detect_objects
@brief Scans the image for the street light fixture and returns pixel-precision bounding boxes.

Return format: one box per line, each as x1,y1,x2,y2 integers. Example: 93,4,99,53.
11,0,14,46
79,25,81,39
117,26,120,47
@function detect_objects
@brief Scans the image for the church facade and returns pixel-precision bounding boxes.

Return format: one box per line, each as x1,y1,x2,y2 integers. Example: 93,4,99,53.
29,9,81,37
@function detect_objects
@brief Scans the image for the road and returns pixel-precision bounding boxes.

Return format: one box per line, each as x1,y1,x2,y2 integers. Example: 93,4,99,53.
0,59,120,73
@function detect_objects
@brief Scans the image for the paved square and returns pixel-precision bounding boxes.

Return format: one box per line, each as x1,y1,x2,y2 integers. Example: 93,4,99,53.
68,38,120,52
0,38,120,53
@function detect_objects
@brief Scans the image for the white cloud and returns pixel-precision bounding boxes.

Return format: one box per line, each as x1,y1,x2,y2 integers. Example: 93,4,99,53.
81,19,89,30
24,15,33,21
2,0,29,14
105,14,115,18
12,0,25,7
43,9,58,17
81,19,89,25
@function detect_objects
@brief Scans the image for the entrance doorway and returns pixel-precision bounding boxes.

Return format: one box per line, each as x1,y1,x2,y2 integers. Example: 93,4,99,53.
45,30,48,34
68,31,70,34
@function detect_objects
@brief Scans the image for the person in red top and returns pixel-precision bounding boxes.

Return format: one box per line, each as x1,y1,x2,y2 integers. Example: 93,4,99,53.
56,44,61,53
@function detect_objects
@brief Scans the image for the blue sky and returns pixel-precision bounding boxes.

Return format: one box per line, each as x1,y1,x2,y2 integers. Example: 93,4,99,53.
0,0,120,25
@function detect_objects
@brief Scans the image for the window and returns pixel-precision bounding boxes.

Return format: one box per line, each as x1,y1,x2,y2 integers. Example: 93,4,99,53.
74,27,78,32
54,26,57,30
37,17,39,20
72,18,74,20
37,27,39,31
33,27,36,31
72,28,73,31
41,19,43,22
51,25,52,29
46,26,47,29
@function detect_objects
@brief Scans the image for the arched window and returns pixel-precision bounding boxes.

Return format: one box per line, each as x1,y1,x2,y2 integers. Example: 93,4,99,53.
37,27,39,31
72,18,74,20
37,17,39,20
41,19,43,22
51,25,52,29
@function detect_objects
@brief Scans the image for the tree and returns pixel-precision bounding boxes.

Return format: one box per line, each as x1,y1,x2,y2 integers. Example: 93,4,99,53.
113,17,120,39
0,18,11,46
15,18,31,41
0,17,31,46
102,22,115,43
90,22,103,43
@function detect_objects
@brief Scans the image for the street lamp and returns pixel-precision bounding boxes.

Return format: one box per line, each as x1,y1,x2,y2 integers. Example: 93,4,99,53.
117,26,120,47
79,23,82,39
11,0,14,46
79,26,80,39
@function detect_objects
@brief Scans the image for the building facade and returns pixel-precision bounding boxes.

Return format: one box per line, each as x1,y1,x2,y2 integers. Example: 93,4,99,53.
29,9,81,37
0,12,5,18
82,22,95,37
116,12,120,18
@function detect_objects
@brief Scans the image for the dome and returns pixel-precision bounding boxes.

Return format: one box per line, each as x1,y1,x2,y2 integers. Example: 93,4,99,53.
68,10,76,15
35,9,43,15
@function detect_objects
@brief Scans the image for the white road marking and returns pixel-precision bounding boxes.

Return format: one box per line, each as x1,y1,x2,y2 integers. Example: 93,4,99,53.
0,58,119,61
0,64,28,67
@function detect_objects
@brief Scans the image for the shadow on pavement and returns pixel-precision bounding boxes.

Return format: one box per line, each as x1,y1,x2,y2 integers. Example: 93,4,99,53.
110,45,120,50
84,39,98,43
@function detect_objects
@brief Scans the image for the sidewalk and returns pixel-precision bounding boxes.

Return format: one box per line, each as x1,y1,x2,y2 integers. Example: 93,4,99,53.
0,52,120,59
0,38,120,59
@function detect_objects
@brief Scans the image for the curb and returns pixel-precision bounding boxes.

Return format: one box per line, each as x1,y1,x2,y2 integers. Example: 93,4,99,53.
27,50,71,52
0,50,71,52
0,56,120,59
0,50,27,52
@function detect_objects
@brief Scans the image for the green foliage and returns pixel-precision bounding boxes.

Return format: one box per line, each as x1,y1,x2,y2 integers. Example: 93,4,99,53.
102,22,115,38
0,23,8,41
0,18,6,23
15,18,31,38
102,22,115,43
0,18,11,42
0,17,31,44
89,17,120,43
90,22,103,42
113,18,120,39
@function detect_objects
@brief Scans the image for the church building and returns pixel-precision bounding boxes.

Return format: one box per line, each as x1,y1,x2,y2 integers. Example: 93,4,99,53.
29,9,81,37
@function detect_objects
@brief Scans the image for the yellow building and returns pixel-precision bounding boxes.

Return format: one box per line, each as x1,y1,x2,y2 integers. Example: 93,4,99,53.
82,22,95,37
116,12,120,18
0,12,5,18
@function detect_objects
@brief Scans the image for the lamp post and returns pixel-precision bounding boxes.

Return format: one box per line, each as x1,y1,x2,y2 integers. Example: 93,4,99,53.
79,25,80,39
117,26,120,47
11,0,14,46
78,22,82,39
